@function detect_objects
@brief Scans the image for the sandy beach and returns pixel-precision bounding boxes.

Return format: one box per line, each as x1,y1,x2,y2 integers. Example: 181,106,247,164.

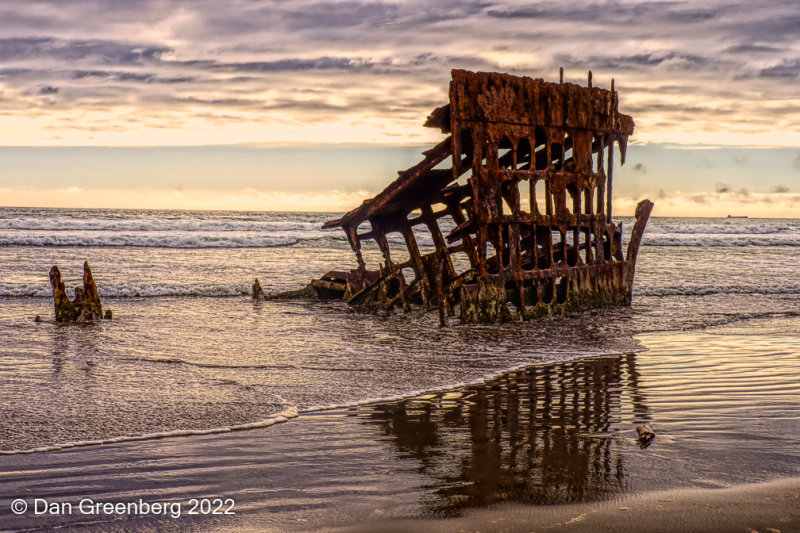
324,478,800,533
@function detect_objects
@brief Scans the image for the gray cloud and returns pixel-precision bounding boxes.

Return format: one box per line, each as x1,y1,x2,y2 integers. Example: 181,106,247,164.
771,185,789,193
217,57,376,73
487,2,717,25
725,11,800,43
715,182,730,193
723,43,782,54
280,2,402,31
71,70,194,83
0,37,170,64
556,51,714,72
37,85,58,95
759,59,800,79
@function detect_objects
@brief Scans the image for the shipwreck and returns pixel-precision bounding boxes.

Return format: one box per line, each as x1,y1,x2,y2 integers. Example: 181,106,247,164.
302,69,653,324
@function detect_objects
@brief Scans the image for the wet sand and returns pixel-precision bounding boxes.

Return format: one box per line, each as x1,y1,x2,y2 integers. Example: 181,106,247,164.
1,317,798,532
324,478,800,533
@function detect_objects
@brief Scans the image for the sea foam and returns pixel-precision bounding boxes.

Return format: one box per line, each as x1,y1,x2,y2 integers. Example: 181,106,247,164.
0,282,250,298
0,406,299,456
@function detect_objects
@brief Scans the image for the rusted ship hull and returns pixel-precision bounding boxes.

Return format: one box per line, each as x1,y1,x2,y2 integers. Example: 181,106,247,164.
312,69,652,324
458,198,653,323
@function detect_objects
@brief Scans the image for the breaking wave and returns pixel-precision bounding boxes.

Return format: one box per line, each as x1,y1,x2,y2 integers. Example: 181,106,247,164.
634,284,800,297
645,222,798,235
0,406,299,456
1,212,798,249
644,235,800,247
7,232,793,248
9,282,799,299
0,282,251,298
0,232,348,248
0,218,328,233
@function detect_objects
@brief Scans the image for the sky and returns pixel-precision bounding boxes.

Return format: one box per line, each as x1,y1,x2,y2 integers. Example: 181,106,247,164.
0,0,799,216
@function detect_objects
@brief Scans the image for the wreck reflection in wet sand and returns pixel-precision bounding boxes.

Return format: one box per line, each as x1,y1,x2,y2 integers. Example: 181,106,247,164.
364,353,646,516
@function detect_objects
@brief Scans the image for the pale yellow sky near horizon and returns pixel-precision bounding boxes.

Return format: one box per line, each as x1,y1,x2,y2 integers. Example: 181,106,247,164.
2,182,799,218
2,141,798,217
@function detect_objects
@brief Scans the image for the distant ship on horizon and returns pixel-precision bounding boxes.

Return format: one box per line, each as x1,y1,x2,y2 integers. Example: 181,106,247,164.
727,214,749,219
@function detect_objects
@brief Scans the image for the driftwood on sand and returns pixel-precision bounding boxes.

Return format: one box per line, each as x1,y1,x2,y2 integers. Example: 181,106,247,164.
49,261,110,322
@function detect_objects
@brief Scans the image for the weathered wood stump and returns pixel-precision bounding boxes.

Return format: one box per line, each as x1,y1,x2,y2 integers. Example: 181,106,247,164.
49,261,105,322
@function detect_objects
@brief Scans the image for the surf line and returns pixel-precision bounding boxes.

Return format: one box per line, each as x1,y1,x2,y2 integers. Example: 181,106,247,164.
0,406,298,456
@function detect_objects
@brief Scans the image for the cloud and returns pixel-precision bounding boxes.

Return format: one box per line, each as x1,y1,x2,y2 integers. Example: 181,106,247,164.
71,70,194,83
0,0,800,147
723,43,782,54
279,2,402,31
217,57,376,73
759,59,800,79
0,37,170,64
715,182,730,193
614,185,800,217
725,10,800,43
771,185,790,193
633,163,646,173
556,51,714,71
687,193,709,204
486,3,717,25
37,85,58,95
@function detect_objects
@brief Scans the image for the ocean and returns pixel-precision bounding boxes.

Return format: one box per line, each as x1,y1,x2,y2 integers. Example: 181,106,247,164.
0,207,799,530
